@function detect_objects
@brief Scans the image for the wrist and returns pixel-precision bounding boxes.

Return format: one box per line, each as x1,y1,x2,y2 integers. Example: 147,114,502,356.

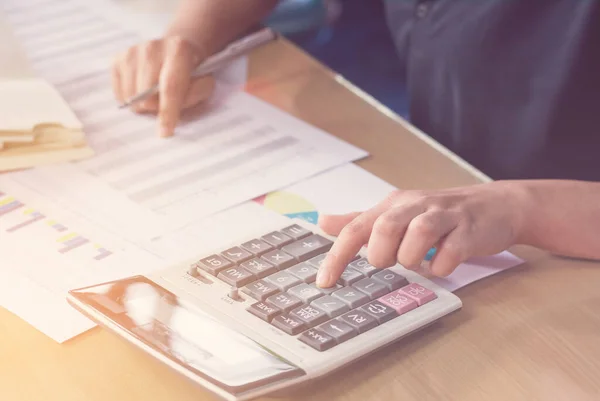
502,180,542,246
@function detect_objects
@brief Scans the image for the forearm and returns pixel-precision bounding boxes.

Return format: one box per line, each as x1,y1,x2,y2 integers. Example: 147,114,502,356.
166,0,279,57
514,180,600,260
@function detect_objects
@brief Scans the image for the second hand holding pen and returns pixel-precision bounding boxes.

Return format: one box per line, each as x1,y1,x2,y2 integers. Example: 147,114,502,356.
118,28,278,109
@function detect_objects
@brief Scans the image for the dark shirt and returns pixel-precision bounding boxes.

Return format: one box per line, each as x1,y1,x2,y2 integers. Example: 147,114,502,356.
383,0,600,180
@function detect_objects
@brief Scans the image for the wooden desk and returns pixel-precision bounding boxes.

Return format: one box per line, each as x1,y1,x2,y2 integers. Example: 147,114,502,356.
2,39,600,401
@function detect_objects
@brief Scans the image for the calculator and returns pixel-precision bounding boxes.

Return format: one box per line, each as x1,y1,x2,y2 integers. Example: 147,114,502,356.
67,220,462,401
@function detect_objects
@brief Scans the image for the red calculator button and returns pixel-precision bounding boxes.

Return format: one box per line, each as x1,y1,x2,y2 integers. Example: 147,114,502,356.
378,291,418,315
399,283,437,306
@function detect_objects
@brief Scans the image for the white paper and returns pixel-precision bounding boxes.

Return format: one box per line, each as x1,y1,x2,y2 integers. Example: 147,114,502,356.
250,163,525,292
0,78,82,131
0,0,367,238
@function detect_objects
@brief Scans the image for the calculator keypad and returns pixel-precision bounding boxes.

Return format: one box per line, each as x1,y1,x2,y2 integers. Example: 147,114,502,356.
261,249,296,270
192,225,438,352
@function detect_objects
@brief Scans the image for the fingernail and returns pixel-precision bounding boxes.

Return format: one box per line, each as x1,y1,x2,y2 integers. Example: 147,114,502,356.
159,123,171,138
316,269,331,288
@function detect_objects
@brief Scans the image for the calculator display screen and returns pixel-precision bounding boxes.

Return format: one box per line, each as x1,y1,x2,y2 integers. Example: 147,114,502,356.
69,276,304,395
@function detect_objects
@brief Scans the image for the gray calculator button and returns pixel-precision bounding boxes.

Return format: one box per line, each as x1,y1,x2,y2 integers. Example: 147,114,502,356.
196,254,233,275
348,257,378,277
353,278,389,299
271,314,306,335
265,271,302,291
261,231,293,247
247,302,281,322
361,301,398,324
261,250,296,270
339,310,379,333
240,258,277,278
298,329,336,351
288,283,324,303
332,287,370,308
290,304,329,327
241,239,273,256
280,224,312,240
310,295,349,318
241,280,279,301
221,246,253,264
371,269,409,291
266,293,302,313
310,283,342,295
306,253,328,269
317,320,357,344
282,234,333,262
337,269,363,286
217,266,254,287
286,262,318,283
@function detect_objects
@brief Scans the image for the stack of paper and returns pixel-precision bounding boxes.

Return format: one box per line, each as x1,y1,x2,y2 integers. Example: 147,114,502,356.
0,78,94,172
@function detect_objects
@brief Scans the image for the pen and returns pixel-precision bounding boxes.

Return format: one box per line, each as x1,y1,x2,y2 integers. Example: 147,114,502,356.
118,27,278,109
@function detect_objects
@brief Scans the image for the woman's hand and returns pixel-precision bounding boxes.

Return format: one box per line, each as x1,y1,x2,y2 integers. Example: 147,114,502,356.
316,181,530,287
111,35,215,137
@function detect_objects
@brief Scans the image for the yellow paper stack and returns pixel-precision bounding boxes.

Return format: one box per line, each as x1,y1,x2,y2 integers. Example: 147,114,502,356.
0,78,94,172
0,12,93,173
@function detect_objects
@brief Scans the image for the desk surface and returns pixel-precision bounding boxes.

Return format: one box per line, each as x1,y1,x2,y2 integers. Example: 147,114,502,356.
2,37,600,401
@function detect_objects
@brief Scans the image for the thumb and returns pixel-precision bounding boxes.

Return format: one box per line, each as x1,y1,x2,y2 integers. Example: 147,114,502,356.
318,212,362,236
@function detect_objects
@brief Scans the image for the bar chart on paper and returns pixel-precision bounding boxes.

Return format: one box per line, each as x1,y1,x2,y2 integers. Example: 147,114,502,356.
0,0,368,235
0,192,113,262
0,188,167,342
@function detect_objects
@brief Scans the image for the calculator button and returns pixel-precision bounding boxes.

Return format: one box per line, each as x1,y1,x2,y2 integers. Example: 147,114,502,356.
271,314,306,335
332,287,370,308
282,234,333,262
261,250,296,270
339,310,379,334
298,329,336,351
378,291,418,315
288,283,324,303
311,283,342,295
286,262,318,283
290,304,329,327
261,231,293,247
240,258,277,278
196,254,233,275
247,302,281,322
399,283,437,306
281,224,312,240
265,271,302,291
310,296,350,318
371,269,409,291
241,239,273,256
241,280,279,301
266,293,302,313
217,266,254,287
353,278,389,299
360,301,397,324
337,269,363,286
317,320,357,344
348,257,378,277
306,253,327,269
221,246,253,264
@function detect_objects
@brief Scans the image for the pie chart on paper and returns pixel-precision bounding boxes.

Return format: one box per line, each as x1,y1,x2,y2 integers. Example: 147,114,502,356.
254,191,319,224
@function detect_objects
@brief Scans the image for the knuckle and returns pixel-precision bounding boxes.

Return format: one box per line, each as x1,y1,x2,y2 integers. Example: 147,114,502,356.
442,241,467,263
167,36,190,54
410,214,438,238
373,214,401,236
343,219,366,236
139,40,161,61
124,47,137,63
